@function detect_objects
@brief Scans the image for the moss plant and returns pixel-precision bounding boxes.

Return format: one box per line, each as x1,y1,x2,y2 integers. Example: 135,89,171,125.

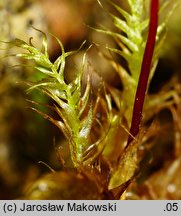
4,0,180,199
8,30,94,168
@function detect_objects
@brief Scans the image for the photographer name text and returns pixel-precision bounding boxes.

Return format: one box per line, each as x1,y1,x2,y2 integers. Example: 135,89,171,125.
3,202,117,213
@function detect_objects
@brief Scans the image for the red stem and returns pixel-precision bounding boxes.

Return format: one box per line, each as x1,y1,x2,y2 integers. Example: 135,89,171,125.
126,0,159,147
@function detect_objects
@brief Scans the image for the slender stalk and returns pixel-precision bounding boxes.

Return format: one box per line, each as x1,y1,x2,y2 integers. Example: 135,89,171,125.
126,0,159,146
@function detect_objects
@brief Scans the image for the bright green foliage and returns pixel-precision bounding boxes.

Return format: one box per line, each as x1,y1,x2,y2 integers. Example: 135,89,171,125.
95,0,176,125
7,27,112,170
95,0,145,125
94,0,178,192
9,29,96,167
5,0,179,199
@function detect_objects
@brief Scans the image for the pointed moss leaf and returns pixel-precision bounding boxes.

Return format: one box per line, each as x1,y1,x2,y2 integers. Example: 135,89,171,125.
154,34,166,60
49,34,66,76
79,106,93,139
41,32,49,57
61,105,80,132
75,42,89,81
53,104,80,135
32,27,49,57
159,0,169,14
12,38,41,55
69,67,82,92
157,2,177,41
106,85,122,109
16,50,52,69
53,53,70,74
82,143,97,162
108,141,138,190
68,78,80,94
71,88,81,107
106,46,131,62
53,55,64,74
106,0,131,22
141,19,149,31
16,53,34,60
93,27,138,52
54,40,86,71
7,38,28,49
34,66,53,76
79,74,91,117
40,87,68,110
28,27,49,58
99,1,131,35
27,80,53,92
82,123,110,164
53,105,72,135
111,14,132,36
53,41,86,74
109,59,135,88
27,79,67,100
30,107,70,138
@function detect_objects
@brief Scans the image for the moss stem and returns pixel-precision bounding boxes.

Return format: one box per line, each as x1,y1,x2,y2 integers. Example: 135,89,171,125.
126,0,159,147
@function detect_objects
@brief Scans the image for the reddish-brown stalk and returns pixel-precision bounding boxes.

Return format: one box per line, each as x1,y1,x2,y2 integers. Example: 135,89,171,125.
126,0,159,146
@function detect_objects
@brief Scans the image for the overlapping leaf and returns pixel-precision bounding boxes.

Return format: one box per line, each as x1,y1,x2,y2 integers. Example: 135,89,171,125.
9,29,94,167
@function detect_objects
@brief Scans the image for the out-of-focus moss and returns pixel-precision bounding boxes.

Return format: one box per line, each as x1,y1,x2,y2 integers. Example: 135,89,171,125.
21,170,104,200
0,0,50,199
